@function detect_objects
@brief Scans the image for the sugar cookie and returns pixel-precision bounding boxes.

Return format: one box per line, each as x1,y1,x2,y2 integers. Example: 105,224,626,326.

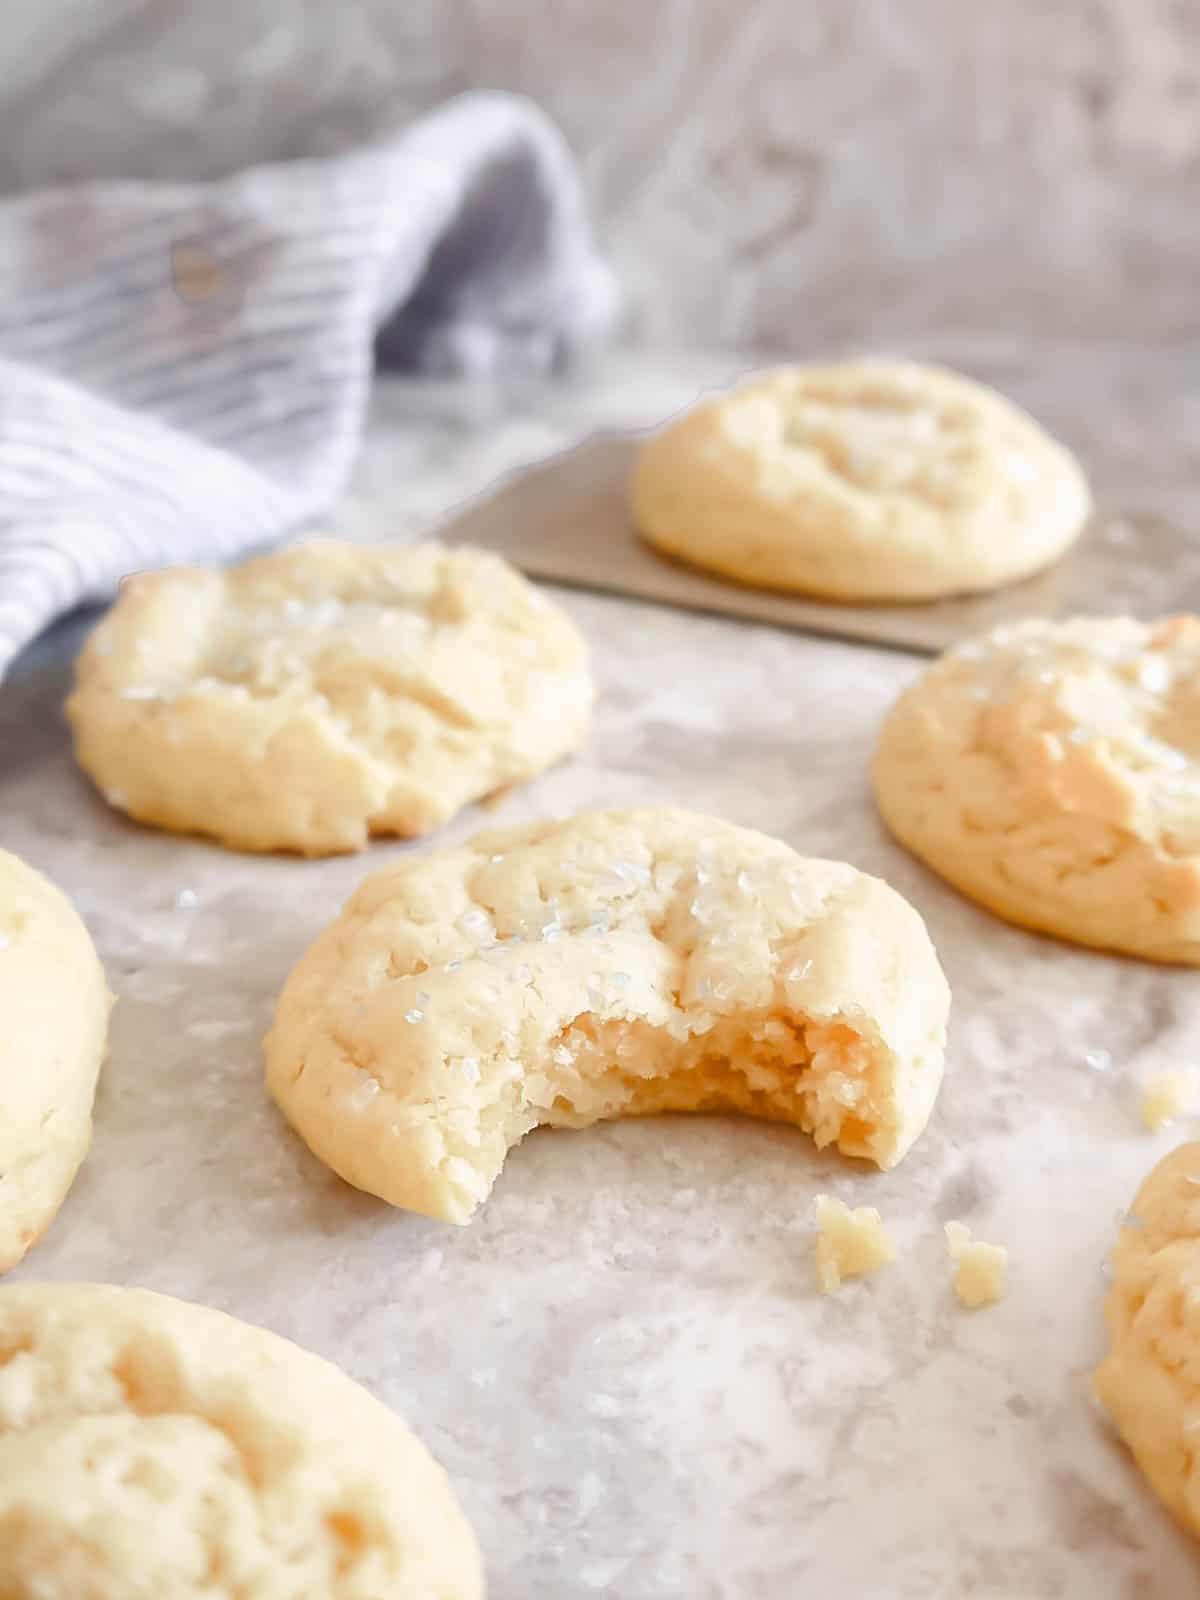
0,850,109,1273
67,539,592,856
1095,1142,1200,1540
0,1282,483,1595
266,808,949,1222
632,360,1090,601
874,616,1200,963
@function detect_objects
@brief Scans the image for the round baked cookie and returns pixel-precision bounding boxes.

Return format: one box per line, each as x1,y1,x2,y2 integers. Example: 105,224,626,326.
0,1282,483,1597
0,850,109,1274
631,361,1091,601
1095,1142,1200,1540
66,539,593,856
874,615,1200,963
265,808,950,1223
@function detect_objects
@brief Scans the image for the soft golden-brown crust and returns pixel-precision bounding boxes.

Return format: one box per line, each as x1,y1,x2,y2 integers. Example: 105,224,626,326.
1095,1142,1200,1539
265,808,949,1223
874,616,1200,964
66,539,593,856
632,361,1090,602
0,1283,484,1598
0,851,110,1274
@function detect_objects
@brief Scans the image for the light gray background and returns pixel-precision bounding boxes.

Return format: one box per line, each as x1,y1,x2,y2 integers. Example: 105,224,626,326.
7,356,1200,1597
4,1,1198,348
5,9,1200,1591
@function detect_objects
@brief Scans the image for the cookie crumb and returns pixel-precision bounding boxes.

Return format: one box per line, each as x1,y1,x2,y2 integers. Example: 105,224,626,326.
945,1220,1007,1308
813,1195,896,1294
1140,1072,1197,1132
267,809,948,1223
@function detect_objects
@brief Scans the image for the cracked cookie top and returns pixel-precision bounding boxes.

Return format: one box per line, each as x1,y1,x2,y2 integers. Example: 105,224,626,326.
265,807,949,1223
0,1283,483,1597
874,615,1200,962
1095,1142,1200,1539
66,539,593,855
632,361,1090,601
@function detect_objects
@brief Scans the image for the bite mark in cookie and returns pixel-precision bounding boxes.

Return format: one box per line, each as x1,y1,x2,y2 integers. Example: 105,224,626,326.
265,808,950,1222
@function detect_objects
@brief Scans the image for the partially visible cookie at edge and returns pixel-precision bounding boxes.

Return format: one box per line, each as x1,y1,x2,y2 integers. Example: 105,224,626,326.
0,849,110,1274
874,615,1200,964
632,360,1090,602
265,807,950,1224
0,1282,484,1596
1095,1142,1200,1541
66,539,594,856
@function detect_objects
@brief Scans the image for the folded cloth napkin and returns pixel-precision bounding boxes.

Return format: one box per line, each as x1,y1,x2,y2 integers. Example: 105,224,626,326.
0,91,618,680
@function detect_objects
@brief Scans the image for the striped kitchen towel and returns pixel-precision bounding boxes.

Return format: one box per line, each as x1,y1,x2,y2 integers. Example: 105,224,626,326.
0,92,618,680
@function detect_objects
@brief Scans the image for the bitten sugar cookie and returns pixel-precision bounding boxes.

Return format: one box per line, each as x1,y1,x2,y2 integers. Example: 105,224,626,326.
266,808,949,1223
0,1283,483,1596
67,539,593,856
0,850,109,1274
1095,1142,1200,1541
874,616,1200,964
632,361,1090,602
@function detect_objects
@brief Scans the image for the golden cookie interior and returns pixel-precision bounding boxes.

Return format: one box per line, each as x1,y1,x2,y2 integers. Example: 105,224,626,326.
266,808,950,1221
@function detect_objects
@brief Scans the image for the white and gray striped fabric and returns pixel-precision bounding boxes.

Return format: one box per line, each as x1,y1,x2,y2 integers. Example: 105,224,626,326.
0,92,618,680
